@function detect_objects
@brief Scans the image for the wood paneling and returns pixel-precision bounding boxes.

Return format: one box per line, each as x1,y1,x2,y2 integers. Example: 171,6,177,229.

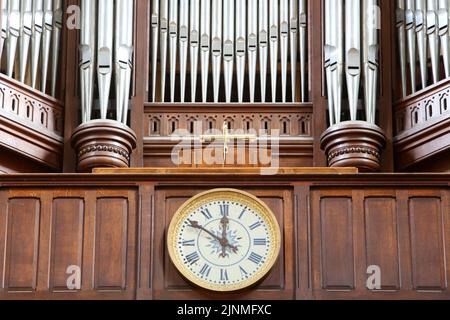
364,197,400,290
320,197,354,290
94,198,129,291
49,198,84,291
0,175,448,300
409,197,446,291
4,198,40,292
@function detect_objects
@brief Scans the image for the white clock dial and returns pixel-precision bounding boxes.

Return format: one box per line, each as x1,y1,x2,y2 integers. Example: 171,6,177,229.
168,189,281,292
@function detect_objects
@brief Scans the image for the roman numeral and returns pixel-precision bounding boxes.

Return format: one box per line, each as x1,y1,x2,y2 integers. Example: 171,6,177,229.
181,239,195,247
199,264,212,277
201,208,213,220
238,209,246,220
248,252,263,265
185,252,200,265
253,238,268,246
249,222,262,230
220,268,229,281
239,266,248,277
220,204,229,217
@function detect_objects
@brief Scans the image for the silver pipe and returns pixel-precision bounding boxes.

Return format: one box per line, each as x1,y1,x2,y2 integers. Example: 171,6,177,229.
115,0,134,124
324,0,335,125
179,0,188,103
97,0,113,119
438,0,449,78
236,0,246,103
19,0,32,84
363,0,379,124
416,0,427,89
79,0,96,123
326,0,343,124
41,0,53,93
223,0,234,103
397,0,407,97
51,0,62,97
289,0,298,102
269,0,278,103
248,0,257,103
31,0,43,89
280,0,288,103
169,0,178,102
212,0,222,103
121,0,134,124
299,0,307,102
427,0,439,84
190,0,200,102
6,0,20,78
151,0,159,102
405,0,416,93
0,0,7,60
160,0,168,102
259,0,268,102
345,0,361,121
200,0,211,102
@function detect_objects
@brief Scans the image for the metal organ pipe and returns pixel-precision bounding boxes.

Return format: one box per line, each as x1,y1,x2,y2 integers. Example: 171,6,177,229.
168,0,177,103
416,0,427,90
223,0,234,103
19,0,32,84
212,0,222,103
79,0,96,123
179,0,189,103
259,0,269,103
236,0,246,103
345,0,361,122
363,0,379,124
427,0,439,84
248,0,258,103
31,0,43,89
148,0,310,104
7,0,20,78
269,0,279,103
280,0,289,103
51,0,62,97
160,0,168,102
151,0,159,102
41,0,53,94
299,0,307,102
1,0,7,60
97,0,113,120
190,0,200,102
397,0,408,97
438,0,449,78
290,0,299,103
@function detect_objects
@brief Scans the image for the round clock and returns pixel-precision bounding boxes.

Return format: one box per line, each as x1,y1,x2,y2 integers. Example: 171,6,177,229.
167,188,281,292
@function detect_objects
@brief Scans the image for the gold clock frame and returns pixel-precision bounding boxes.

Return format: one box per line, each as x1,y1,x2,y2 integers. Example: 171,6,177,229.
167,188,282,292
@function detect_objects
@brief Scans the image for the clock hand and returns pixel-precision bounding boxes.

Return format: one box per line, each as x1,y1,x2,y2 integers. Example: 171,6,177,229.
220,216,229,257
188,220,238,254
188,220,222,242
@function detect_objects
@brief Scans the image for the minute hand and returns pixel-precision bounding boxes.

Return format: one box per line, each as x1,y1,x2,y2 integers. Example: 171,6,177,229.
188,220,238,252
188,220,222,242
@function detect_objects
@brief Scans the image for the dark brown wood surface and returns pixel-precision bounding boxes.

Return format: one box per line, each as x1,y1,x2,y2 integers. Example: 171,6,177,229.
0,173,448,300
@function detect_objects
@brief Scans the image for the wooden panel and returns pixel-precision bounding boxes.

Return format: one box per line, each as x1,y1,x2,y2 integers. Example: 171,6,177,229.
364,197,400,290
5,198,40,292
409,197,446,291
49,198,84,291
94,198,128,291
0,191,7,290
320,197,354,290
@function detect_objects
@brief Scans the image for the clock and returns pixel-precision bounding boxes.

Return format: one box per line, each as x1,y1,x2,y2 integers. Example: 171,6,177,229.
167,188,281,292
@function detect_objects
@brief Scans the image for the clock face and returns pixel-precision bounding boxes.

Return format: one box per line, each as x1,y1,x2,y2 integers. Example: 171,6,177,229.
167,189,281,292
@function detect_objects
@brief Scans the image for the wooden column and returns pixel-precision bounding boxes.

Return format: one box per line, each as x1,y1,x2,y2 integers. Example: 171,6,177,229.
62,0,81,172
